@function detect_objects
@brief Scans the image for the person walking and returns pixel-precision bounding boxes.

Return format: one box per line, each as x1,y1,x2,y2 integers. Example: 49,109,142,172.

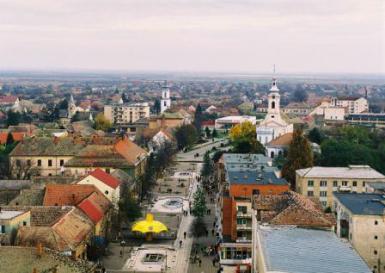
179,240,183,248
198,258,202,267
184,231,187,239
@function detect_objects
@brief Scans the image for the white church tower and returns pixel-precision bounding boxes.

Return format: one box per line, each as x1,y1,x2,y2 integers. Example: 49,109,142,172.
256,78,293,145
68,94,77,118
160,81,171,113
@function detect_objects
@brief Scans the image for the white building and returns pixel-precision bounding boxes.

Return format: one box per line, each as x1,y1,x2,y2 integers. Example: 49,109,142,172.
256,79,293,145
324,106,346,121
215,116,257,129
160,82,171,113
331,96,368,114
77,168,121,207
104,102,150,124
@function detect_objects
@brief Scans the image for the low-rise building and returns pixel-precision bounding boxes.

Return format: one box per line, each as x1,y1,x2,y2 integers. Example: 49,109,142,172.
333,192,385,272
265,132,292,158
296,165,385,208
104,102,150,124
0,209,30,245
282,102,313,117
77,168,121,207
215,116,257,129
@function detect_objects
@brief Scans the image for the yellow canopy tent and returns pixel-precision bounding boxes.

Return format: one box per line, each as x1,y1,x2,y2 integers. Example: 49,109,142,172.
132,213,168,241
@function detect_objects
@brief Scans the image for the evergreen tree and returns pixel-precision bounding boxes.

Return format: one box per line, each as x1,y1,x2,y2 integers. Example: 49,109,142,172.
205,127,211,138
194,104,203,132
6,133,14,146
201,151,214,186
191,187,207,218
174,124,198,150
212,128,218,138
282,129,313,189
6,110,21,126
153,99,161,115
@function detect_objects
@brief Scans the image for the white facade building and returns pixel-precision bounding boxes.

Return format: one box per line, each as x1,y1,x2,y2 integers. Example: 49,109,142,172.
331,96,368,114
160,83,171,113
256,79,293,145
104,102,150,124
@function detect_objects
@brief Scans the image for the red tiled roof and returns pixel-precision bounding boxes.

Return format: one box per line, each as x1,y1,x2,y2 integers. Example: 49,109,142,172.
0,95,18,104
78,198,103,223
43,184,98,206
0,132,25,145
89,168,121,189
202,120,215,126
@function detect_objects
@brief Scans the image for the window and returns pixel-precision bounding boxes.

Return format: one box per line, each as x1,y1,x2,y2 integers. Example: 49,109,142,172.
252,189,260,195
307,191,314,197
342,181,348,186
353,181,357,187
374,250,378,255
363,181,366,187
320,191,327,197
238,206,247,214
37,160,42,166
48,159,52,167
0,225,5,233
333,181,338,187
16,160,21,166
60,159,64,166
321,201,327,207
27,160,31,166
374,235,378,240
271,101,275,109
307,180,314,187
23,221,27,226
375,220,378,225
105,190,109,195
320,181,327,187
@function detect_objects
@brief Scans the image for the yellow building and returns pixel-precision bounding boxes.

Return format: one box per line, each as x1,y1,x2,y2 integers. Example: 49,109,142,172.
334,192,385,273
9,137,86,177
0,209,31,245
296,165,385,208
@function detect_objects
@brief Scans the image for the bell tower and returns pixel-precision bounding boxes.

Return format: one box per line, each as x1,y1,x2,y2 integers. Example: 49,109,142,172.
267,79,281,120
160,81,171,113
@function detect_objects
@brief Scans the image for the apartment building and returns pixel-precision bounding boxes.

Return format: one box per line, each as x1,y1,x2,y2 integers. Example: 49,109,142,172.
104,102,150,124
331,96,368,114
218,161,289,273
333,193,385,273
296,165,385,208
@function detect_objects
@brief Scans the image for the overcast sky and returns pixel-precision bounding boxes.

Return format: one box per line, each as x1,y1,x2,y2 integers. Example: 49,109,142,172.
0,0,384,74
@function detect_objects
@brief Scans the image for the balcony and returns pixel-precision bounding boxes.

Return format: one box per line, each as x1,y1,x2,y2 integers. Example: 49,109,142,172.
236,224,252,231
237,212,252,218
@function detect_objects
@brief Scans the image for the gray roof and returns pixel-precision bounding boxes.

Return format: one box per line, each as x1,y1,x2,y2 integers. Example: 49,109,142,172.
259,226,371,273
366,182,385,190
227,170,288,186
333,192,385,215
296,165,385,179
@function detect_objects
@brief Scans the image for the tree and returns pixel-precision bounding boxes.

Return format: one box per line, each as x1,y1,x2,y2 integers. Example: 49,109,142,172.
282,129,313,188
307,127,325,144
191,187,207,218
118,182,142,222
153,99,161,115
212,128,218,138
229,121,264,154
205,127,211,138
292,87,308,102
174,124,198,150
6,110,21,126
6,133,14,146
58,99,68,110
194,104,203,133
94,113,112,131
201,151,214,187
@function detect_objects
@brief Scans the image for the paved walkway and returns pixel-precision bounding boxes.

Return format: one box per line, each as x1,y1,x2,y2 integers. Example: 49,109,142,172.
173,163,201,273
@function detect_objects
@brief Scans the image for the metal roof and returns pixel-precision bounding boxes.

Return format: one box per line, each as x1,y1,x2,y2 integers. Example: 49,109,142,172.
259,226,371,273
333,192,385,215
227,170,288,185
